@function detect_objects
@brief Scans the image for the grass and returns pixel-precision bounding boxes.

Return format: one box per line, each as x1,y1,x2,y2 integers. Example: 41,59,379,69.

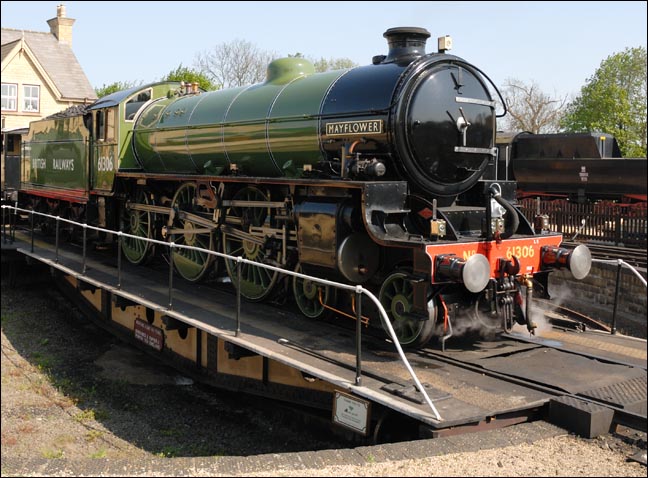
41,449,64,459
156,446,180,458
89,448,107,459
74,408,110,423
84,430,104,442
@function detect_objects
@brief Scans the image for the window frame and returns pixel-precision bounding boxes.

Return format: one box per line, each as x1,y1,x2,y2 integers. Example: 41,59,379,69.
94,107,116,142
124,88,153,122
22,84,40,113
1,83,18,112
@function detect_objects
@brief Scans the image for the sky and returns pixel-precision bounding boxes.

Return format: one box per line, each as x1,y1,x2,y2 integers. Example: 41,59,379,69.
1,1,646,100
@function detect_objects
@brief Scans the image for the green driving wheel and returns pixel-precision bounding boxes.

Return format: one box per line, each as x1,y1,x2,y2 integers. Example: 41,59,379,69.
170,182,214,282
378,271,437,347
293,263,337,318
223,186,279,301
121,189,155,265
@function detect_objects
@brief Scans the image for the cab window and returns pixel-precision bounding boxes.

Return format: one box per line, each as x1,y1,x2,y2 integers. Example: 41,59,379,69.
125,89,152,121
95,108,116,141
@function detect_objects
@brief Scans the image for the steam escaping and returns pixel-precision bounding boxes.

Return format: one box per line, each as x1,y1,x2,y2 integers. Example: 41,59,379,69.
433,301,502,342
511,307,552,336
430,277,579,345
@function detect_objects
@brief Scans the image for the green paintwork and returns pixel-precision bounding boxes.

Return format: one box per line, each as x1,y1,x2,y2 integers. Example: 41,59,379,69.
23,115,89,195
133,59,347,177
21,82,183,198
116,82,183,171
93,139,117,192
267,69,343,174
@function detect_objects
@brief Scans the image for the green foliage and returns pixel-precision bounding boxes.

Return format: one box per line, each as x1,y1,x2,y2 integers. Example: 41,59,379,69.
93,64,218,99
162,64,219,91
89,449,107,459
560,47,647,157
288,53,357,72
312,57,358,72
94,81,142,99
41,448,64,459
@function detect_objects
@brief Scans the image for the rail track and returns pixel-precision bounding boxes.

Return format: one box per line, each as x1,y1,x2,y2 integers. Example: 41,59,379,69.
535,298,612,333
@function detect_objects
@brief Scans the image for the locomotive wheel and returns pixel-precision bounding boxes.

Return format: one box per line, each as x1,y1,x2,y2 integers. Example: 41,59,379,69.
292,263,337,319
378,271,436,347
170,183,214,282
223,186,279,301
122,189,155,265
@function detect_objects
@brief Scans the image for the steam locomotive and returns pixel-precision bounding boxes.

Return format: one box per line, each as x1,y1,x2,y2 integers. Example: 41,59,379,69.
16,27,591,347
496,132,648,204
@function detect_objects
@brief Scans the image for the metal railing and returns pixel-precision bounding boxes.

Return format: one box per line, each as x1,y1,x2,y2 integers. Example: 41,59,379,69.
591,258,647,335
1,205,442,421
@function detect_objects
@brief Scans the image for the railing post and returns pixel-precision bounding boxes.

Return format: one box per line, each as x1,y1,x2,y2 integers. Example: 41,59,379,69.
355,285,362,386
117,232,122,289
168,243,174,309
30,211,35,253
55,216,60,263
12,202,17,242
236,257,242,337
82,224,87,275
610,259,622,335
2,206,6,244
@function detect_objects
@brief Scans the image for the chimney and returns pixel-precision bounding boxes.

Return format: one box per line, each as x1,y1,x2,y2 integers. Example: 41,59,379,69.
381,27,431,64
47,4,75,45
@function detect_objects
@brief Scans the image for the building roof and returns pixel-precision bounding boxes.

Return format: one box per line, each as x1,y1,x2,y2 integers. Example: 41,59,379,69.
1,28,97,101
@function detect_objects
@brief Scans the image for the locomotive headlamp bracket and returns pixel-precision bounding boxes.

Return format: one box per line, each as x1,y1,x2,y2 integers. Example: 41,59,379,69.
437,35,453,53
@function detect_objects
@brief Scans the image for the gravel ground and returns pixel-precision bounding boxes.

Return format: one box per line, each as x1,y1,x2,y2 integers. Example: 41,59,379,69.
1,256,646,477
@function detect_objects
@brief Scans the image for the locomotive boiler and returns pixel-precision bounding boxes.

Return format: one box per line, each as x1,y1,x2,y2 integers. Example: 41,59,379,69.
130,28,492,201
19,27,592,347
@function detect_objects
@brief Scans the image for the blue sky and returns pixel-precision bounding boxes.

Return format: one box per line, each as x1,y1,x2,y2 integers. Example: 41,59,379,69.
2,1,646,99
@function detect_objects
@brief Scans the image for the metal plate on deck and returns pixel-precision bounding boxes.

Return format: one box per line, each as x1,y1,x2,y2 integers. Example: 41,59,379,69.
478,347,646,394
381,382,451,404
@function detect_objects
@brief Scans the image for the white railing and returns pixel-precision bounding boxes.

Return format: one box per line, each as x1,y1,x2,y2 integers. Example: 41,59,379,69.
1,204,443,421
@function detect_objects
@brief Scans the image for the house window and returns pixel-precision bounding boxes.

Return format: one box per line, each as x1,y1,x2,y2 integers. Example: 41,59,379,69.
23,85,40,112
1,83,18,111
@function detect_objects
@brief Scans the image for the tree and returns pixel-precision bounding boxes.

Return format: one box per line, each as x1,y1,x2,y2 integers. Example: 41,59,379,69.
499,79,568,134
311,57,357,73
162,64,219,91
560,47,647,157
95,81,142,99
194,39,277,88
288,52,357,72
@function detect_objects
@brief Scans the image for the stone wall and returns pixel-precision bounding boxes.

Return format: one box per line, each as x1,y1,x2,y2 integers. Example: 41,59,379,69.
547,261,647,338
